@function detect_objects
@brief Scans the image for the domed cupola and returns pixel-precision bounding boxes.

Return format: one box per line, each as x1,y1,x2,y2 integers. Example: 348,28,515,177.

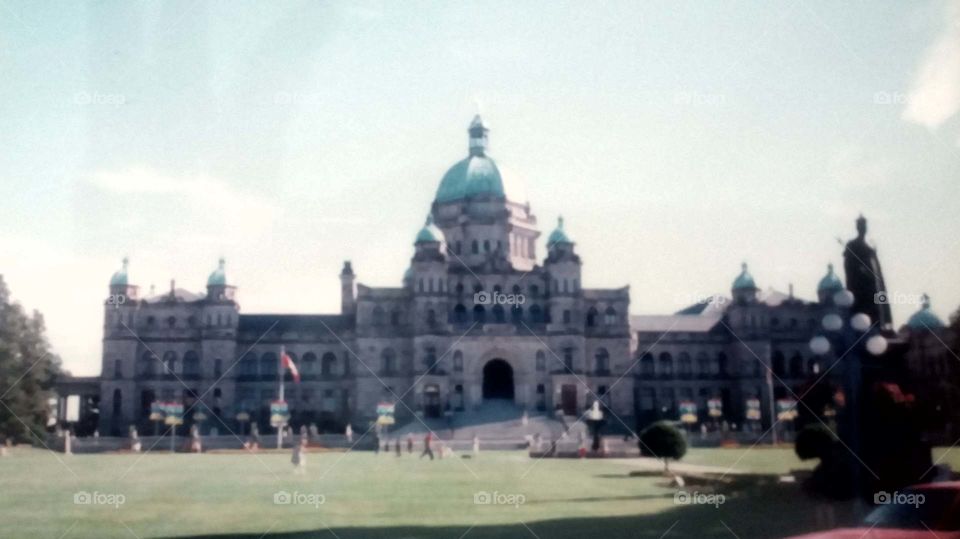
207,257,227,286
732,262,758,304
110,257,130,286
415,214,444,244
434,115,523,204
547,216,573,246
906,294,945,330
817,263,844,303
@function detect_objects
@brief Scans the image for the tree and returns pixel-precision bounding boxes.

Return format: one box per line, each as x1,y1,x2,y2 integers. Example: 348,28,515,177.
638,421,687,471
795,424,836,460
0,276,61,444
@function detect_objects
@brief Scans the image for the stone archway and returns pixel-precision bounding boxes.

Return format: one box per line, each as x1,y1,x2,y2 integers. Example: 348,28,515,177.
482,359,514,400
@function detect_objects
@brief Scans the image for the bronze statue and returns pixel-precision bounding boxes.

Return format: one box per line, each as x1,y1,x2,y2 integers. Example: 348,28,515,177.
843,215,893,331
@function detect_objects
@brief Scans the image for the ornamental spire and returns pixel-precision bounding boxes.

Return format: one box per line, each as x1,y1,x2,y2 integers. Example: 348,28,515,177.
468,114,488,157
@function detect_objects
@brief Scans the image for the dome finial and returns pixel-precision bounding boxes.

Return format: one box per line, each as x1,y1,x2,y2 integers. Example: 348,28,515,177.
741,261,748,272
122,256,129,270
218,257,225,270
922,293,930,309
468,115,489,157
557,215,564,229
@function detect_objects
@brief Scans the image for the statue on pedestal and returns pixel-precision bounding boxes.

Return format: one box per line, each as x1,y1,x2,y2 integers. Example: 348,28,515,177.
843,215,893,332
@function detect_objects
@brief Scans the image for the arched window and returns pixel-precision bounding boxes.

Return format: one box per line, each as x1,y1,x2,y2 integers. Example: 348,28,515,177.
424,347,438,374
772,351,786,377
301,353,317,375
511,305,523,324
214,358,223,378
260,353,277,378
139,352,156,376
512,284,521,295
586,307,598,327
167,316,177,328
456,283,464,294
594,348,610,374
678,352,692,377
658,352,673,377
453,304,467,324
483,239,490,252
162,351,178,376
471,240,479,254
390,310,401,326
322,352,337,376
640,353,655,376
536,350,546,372
715,353,726,376
473,305,486,324
529,305,543,324
492,304,505,323
183,351,200,378
696,352,709,377
426,309,437,326
381,349,396,375
453,351,463,372
790,353,804,377
112,388,122,416
372,306,385,326
604,307,617,325
239,353,257,376
529,284,539,297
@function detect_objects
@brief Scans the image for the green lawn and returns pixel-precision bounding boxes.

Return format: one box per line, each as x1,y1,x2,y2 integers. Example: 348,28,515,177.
0,445,955,539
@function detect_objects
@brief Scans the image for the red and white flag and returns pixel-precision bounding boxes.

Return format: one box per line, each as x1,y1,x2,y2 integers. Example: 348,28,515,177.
281,349,300,383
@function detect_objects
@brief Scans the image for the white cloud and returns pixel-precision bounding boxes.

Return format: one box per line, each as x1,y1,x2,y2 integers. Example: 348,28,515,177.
902,1,960,129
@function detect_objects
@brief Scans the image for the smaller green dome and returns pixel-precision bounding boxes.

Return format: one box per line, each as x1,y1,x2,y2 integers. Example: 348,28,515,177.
732,262,756,290
906,295,944,330
207,257,227,286
817,263,844,293
415,215,444,244
110,257,129,286
547,216,572,245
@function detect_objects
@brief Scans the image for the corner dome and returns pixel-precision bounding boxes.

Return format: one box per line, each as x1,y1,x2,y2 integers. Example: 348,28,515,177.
207,258,227,286
906,295,944,330
732,262,757,290
434,115,524,204
415,214,444,243
110,257,129,286
547,216,572,246
817,263,843,293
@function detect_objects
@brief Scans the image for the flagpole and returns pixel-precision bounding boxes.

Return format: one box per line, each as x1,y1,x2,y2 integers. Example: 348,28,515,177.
278,345,285,449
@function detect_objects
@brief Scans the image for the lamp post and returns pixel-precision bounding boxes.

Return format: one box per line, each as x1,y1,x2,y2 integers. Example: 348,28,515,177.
809,289,888,498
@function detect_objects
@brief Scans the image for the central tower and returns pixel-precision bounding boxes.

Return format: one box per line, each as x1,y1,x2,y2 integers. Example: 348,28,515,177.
431,115,540,272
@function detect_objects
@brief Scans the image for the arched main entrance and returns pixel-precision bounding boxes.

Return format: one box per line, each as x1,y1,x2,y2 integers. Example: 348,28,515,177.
482,359,514,400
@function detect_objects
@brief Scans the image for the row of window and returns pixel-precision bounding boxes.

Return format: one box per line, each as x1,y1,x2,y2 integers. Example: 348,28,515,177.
637,351,821,379
369,304,620,328
108,312,234,329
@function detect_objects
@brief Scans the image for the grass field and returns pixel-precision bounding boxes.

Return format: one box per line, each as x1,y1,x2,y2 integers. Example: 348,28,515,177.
1,445,958,539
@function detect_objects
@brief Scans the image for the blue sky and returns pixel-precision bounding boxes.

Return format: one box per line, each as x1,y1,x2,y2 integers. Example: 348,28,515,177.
1,0,958,375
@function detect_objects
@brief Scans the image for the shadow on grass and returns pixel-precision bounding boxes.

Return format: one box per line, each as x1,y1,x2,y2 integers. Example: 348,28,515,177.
170,475,859,539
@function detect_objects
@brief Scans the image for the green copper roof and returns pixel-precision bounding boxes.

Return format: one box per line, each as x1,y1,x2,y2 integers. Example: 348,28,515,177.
207,257,227,286
817,263,844,293
547,216,572,245
415,215,444,243
110,257,129,286
732,262,756,290
907,295,944,330
435,155,505,203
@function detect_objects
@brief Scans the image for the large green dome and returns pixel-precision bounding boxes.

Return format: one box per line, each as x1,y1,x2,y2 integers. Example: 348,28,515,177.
906,295,944,330
435,155,505,203
434,115,523,204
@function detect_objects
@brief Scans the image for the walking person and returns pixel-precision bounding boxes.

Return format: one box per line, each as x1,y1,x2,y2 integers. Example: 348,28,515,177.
291,436,307,474
395,438,401,457
406,434,413,454
420,432,434,460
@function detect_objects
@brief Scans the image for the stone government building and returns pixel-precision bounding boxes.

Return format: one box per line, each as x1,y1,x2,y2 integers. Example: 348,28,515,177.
86,116,951,437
